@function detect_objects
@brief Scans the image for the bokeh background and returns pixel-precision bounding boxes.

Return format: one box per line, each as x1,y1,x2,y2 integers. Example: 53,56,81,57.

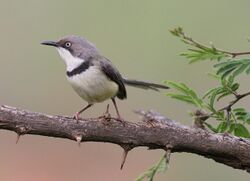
0,0,249,180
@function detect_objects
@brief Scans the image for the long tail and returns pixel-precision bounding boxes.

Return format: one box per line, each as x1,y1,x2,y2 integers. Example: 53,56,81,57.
123,78,169,91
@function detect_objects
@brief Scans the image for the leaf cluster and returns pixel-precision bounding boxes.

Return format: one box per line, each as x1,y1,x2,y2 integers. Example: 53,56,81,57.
165,27,250,138
170,27,228,63
203,76,239,110
136,27,250,181
215,59,250,78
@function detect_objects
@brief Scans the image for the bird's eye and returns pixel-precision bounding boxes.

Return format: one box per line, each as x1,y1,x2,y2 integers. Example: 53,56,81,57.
65,42,71,48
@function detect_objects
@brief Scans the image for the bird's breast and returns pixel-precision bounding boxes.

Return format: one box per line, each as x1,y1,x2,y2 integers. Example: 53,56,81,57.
67,66,119,103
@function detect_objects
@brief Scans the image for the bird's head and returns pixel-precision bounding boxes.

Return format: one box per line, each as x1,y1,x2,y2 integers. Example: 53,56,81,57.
41,35,98,71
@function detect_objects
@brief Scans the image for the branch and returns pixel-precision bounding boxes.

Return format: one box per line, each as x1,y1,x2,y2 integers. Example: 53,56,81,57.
219,91,250,112
0,105,250,172
197,91,250,122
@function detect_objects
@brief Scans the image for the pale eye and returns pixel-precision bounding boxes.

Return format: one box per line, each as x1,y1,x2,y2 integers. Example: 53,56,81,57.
65,42,71,48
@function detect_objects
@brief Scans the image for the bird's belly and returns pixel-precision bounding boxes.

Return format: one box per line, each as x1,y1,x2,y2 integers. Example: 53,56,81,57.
67,67,119,103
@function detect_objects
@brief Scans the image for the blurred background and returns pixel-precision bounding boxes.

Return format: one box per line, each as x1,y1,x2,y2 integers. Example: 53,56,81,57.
0,0,249,180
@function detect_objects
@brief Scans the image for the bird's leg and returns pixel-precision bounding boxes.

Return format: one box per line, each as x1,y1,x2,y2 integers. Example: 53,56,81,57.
111,98,125,123
73,104,93,122
98,104,111,121
104,104,110,115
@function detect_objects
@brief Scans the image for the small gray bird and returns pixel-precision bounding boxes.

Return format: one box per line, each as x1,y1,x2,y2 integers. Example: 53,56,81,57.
41,35,168,121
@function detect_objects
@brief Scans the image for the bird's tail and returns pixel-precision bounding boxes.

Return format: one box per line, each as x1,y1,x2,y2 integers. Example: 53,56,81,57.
123,78,169,91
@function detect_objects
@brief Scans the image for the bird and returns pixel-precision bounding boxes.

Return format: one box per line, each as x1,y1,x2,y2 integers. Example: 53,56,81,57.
41,35,169,122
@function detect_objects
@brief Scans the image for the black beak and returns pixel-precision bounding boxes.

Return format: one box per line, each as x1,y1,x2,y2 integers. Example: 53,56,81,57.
41,41,59,47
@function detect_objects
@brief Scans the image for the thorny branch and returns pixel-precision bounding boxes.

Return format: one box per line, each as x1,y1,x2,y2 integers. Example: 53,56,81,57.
0,105,250,172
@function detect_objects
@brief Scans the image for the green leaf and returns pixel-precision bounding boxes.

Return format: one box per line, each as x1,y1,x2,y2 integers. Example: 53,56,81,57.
217,122,228,133
246,65,250,74
165,81,189,94
233,108,246,112
214,111,226,122
221,67,237,79
204,75,240,108
234,124,250,138
165,81,203,108
217,91,231,101
223,75,234,87
135,155,168,181
214,60,239,68
209,88,224,109
247,118,250,124
166,94,194,105
232,64,247,77
231,83,240,91
203,88,218,99
215,59,250,78
228,123,236,133
204,122,218,133
181,49,226,63
216,63,238,75
233,108,250,124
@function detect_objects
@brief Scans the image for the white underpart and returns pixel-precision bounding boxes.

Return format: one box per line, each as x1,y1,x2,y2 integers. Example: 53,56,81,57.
57,47,83,71
56,47,118,103
67,66,118,103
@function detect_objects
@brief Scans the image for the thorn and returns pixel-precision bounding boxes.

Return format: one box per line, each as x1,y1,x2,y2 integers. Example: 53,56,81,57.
165,149,171,165
15,125,29,144
120,149,128,170
164,144,172,166
120,144,133,170
16,133,21,144
75,135,82,147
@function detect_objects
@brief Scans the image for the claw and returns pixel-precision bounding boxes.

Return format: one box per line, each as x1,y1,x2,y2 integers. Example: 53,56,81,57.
98,105,112,125
98,104,111,120
115,116,126,126
73,113,80,123
73,104,93,123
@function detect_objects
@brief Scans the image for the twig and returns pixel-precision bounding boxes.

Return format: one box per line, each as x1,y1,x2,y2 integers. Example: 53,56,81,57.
197,91,250,121
172,27,250,58
218,91,250,112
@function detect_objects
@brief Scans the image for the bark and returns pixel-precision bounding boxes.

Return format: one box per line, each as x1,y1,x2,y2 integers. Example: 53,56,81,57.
0,105,249,172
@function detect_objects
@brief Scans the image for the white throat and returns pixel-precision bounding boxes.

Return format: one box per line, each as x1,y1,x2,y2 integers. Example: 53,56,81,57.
56,47,84,71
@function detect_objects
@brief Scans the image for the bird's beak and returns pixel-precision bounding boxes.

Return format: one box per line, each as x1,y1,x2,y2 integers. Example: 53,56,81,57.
41,41,59,47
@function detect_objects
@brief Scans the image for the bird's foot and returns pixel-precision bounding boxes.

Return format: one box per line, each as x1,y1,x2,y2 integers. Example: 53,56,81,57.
114,116,126,126
98,104,112,122
73,112,81,123
73,104,93,123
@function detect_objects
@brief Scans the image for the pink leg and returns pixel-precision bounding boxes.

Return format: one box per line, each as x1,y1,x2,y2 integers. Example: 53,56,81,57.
111,98,124,123
73,104,93,122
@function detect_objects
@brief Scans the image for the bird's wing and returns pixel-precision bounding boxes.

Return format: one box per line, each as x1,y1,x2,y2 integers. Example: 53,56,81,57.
99,57,127,100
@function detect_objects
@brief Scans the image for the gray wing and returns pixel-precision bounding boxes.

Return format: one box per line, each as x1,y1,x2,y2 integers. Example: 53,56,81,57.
99,57,127,100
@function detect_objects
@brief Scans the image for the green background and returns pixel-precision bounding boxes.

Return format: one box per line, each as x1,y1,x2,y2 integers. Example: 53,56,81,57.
0,0,249,180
